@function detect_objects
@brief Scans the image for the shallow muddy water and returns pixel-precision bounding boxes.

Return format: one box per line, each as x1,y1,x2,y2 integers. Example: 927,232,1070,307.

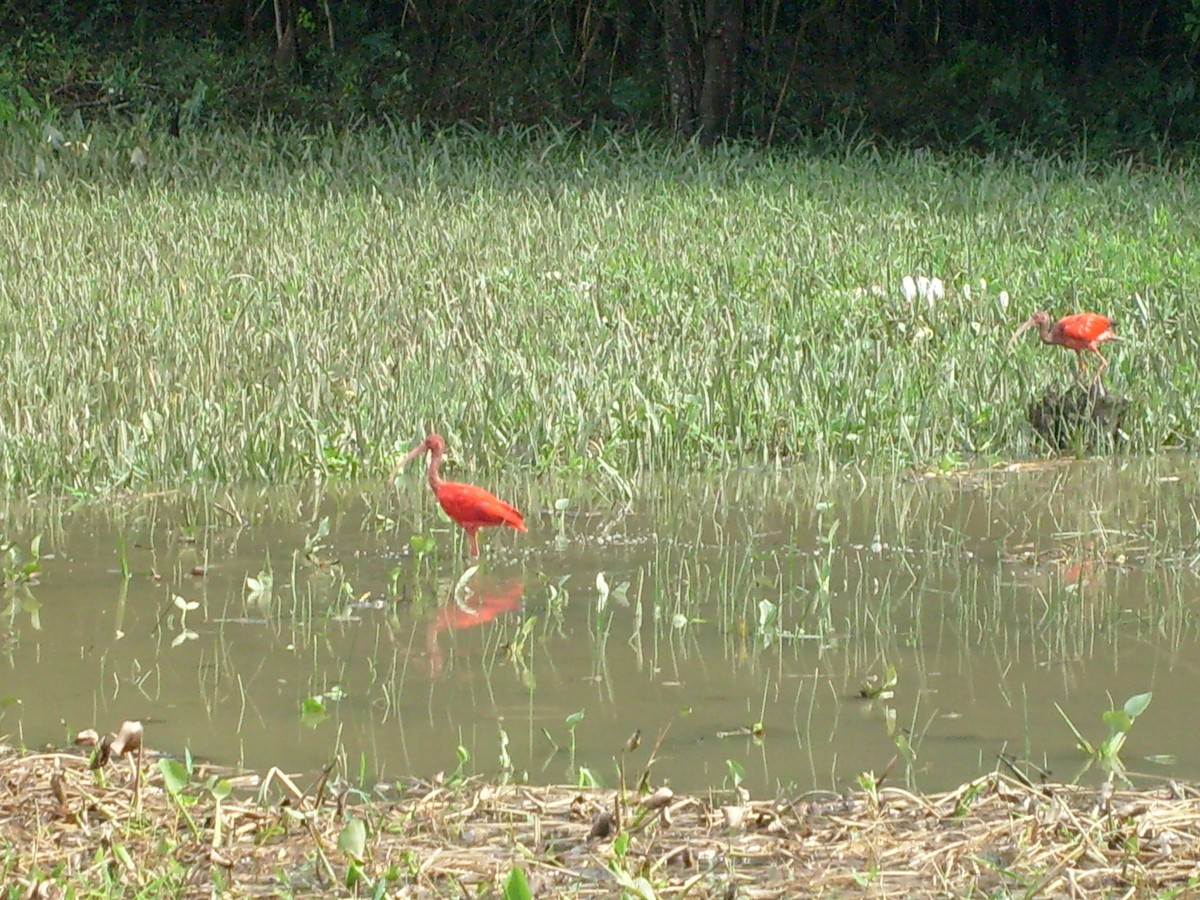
3,458,1199,795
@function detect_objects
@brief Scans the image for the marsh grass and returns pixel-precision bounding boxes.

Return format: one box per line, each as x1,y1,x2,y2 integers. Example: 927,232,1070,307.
1,123,1199,492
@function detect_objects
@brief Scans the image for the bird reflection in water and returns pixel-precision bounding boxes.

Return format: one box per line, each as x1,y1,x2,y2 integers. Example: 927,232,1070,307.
425,571,525,678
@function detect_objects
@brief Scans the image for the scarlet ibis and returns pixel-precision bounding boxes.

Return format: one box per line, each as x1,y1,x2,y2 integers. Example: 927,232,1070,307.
396,433,526,557
1008,311,1121,389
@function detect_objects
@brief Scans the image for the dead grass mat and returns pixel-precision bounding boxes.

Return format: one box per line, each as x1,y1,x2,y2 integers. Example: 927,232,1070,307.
2,747,1199,897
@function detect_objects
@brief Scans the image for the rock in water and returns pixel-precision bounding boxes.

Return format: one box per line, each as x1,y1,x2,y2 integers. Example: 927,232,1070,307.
1027,384,1129,452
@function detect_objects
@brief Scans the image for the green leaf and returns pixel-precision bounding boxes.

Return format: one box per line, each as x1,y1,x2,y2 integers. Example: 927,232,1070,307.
300,695,328,728
1123,692,1152,720
159,757,190,794
410,534,436,555
612,830,630,857
503,866,533,900
1102,709,1133,735
338,817,367,862
209,778,233,800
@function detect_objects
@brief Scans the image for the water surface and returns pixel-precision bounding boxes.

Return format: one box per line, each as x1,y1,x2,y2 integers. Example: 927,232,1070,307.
3,458,1198,795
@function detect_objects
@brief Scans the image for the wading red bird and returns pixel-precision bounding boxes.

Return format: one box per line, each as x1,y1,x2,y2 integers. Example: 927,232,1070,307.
395,433,526,558
1008,310,1121,389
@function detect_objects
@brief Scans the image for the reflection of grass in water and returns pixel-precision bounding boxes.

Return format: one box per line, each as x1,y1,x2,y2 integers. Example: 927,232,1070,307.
610,461,1200,789
3,465,1200,789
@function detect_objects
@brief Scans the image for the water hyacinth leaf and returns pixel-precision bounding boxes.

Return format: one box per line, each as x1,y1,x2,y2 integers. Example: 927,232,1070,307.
338,817,367,862
1123,692,1152,720
300,696,328,728
409,534,436,556
246,571,272,602
1102,709,1133,735
209,778,233,801
159,758,190,794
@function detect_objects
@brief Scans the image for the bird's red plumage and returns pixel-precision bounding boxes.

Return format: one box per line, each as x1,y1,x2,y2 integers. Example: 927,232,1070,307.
1052,313,1116,349
432,480,527,532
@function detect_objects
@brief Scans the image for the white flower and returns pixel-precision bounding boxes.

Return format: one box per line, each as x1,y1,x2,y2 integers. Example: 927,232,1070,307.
901,275,918,304
962,284,972,301
998,290,1010,313
929,277,945,304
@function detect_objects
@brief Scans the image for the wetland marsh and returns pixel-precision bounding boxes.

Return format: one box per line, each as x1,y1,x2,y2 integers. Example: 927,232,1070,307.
4,128,1200,893
3,457,1198,795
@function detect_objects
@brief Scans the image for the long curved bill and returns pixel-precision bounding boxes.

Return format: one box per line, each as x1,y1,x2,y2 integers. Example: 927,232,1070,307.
390,440,428,479
1006,316,1038,352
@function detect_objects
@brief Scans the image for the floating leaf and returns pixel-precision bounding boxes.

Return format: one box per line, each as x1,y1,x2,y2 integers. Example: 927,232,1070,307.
300,695,330,728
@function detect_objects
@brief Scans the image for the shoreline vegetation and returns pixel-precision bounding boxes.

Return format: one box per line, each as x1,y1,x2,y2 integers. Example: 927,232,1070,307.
4,736,1199,897
1,125,1199,496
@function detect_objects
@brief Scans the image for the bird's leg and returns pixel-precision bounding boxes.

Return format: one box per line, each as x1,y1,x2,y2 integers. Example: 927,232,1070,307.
1074,350,1086,384
466,528,480,558
1090,349,1109,396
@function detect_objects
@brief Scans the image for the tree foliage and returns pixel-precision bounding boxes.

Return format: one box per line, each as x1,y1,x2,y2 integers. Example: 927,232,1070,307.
3,0,1200,151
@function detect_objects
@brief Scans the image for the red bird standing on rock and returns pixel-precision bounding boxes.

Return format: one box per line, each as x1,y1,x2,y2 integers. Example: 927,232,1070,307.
1008,311,1122,390
395,433,526,558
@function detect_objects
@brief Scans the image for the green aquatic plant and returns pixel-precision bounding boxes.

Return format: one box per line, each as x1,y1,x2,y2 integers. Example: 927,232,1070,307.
1057,691,1153,778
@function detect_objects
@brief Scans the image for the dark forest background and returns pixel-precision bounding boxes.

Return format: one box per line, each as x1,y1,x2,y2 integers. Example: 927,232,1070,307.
5,0,1200,153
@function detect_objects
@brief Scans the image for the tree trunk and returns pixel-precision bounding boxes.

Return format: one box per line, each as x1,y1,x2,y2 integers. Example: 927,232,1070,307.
663,0,698,135
699,0,743,142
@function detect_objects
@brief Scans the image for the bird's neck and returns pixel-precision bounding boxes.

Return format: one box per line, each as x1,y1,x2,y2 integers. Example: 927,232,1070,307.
1037,320,1055,344
426,449,445,490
